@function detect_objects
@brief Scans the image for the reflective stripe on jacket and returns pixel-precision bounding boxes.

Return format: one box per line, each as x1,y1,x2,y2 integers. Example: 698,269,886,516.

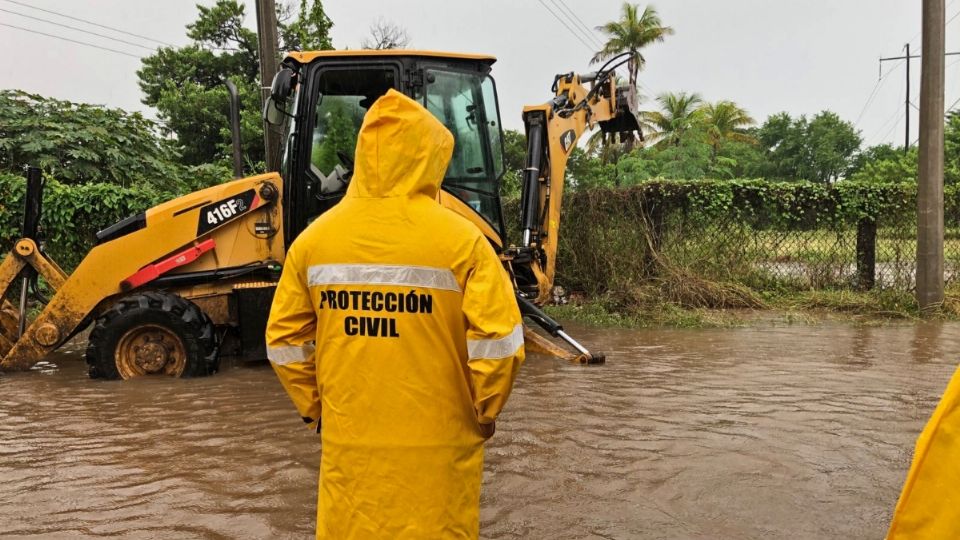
266,89,524,539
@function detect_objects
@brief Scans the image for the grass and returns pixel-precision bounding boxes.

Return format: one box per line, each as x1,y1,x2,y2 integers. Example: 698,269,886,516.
544,300,753,329
544,284,960,329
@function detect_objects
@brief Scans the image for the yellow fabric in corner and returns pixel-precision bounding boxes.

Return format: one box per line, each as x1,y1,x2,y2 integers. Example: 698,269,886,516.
266,89,525,539
887,365,960,539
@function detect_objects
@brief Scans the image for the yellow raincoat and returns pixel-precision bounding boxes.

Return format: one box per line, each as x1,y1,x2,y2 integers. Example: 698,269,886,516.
266,89,525,539
886,365,960,539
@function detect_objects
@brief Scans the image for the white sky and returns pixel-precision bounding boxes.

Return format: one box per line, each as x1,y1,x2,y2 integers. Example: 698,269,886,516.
1,0,959,149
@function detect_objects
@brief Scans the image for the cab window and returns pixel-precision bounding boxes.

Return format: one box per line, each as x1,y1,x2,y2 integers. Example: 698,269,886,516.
310,68,396,187
424,70,505,233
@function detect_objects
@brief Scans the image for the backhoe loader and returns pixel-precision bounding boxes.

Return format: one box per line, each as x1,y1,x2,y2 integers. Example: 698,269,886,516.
0,50,640,378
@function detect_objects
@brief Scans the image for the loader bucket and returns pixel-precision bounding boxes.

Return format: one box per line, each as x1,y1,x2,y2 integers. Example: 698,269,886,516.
0,167,72,370
0,167,44,357
0,300,18,355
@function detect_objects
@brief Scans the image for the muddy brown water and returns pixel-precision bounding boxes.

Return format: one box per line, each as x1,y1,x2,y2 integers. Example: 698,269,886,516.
1,322,957,539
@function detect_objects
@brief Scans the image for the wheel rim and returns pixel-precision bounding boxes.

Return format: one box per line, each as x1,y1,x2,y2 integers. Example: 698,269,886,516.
115,324,187,379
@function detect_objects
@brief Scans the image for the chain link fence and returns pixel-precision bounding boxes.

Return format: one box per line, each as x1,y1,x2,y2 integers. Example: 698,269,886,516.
506,180,960,300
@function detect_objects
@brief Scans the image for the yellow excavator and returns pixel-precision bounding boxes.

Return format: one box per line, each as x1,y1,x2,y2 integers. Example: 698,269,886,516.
0,50,640,378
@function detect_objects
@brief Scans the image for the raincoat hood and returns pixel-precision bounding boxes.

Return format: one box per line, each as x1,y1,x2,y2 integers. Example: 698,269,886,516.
347,89,454,199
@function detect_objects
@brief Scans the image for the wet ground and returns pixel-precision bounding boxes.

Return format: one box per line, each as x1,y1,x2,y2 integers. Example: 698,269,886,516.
1,322,957,539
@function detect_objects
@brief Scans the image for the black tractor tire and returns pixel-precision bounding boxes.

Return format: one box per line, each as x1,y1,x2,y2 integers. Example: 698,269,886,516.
86,291,220,380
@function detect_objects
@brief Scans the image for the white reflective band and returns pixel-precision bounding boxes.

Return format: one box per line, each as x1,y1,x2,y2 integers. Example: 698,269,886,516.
267,343,315,365
307,264,461,292
467,324,524,360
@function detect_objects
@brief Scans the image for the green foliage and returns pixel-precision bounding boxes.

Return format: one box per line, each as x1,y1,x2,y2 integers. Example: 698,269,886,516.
754,111,862,183
945,111,960,184
281,0,334,50
848,147,918,184
499,129,527,198
0,90,182,187
643,91,704,147
137,0,334,167
312,102,357,174
0,173,167,269
548,179,929,299
591,3,674,85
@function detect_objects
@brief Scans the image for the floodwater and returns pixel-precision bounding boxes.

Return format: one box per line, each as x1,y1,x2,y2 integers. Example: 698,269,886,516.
1,322,957,539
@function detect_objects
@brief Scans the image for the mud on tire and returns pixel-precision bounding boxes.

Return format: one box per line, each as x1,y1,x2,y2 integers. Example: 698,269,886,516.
86,291,220,380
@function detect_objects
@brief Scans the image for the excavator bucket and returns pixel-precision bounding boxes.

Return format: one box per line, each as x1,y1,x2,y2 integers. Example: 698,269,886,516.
598,83,643,139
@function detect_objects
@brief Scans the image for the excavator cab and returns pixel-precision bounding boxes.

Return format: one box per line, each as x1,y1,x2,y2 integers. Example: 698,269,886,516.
266,51,508,252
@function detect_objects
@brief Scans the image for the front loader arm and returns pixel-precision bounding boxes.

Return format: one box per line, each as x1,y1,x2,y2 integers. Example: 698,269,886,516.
513,61,642,305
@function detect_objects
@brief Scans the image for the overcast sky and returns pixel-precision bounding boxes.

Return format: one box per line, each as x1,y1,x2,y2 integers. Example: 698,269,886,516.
1,0,959,149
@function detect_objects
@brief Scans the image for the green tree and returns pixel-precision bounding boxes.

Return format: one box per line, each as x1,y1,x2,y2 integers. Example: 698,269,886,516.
138,0,334,167
718,137,766,178
281,0,334,50
755,111,861,183
0,90,181,187
700,100,756,161
591,3,673,87
846,143,903,178
313,102,357,174
946,111,960,184
643,91,703,147
848,147,917,183
499,129,527,197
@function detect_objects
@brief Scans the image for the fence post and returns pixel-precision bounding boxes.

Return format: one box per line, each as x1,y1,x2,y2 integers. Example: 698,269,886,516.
856,217,877,290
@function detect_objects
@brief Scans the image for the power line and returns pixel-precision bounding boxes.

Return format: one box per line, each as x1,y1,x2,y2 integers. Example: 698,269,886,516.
867,78,905,146
535,0,598,57
854,59,904,128
548,0,649,93
877,112,903,145
0,22,142,58
0,7,156,50
0,0,174,47
549,0,602,49
539,0,657,98
878,48,960,150
906,0,958,54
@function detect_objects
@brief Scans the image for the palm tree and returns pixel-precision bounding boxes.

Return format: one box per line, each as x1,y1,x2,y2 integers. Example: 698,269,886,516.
700,100,757,159
643,91,703,147
592,3,673,87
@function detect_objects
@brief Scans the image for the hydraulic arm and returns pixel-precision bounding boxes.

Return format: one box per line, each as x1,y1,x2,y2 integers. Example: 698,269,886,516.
511,53,642,305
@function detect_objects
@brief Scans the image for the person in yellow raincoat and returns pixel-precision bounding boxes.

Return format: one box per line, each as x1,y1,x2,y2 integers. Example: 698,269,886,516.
266,89,525,539
886,365,960,539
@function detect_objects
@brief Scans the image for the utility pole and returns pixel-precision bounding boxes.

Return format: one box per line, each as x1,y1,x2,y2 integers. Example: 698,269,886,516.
916,0,946,312
879,47,958,153
905,43,910,152
255,0,280,171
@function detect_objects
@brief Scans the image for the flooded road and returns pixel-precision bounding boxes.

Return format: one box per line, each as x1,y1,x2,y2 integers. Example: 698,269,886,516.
1,322,957,539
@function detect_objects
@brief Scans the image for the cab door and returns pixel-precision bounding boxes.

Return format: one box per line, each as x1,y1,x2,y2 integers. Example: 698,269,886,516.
285,62,401,243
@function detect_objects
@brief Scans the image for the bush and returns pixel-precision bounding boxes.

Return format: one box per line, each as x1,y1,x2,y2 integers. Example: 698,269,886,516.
0,173,168,269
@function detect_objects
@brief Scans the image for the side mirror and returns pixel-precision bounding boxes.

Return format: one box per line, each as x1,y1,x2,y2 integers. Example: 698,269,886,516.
262,67,296,126
270,68,295,102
